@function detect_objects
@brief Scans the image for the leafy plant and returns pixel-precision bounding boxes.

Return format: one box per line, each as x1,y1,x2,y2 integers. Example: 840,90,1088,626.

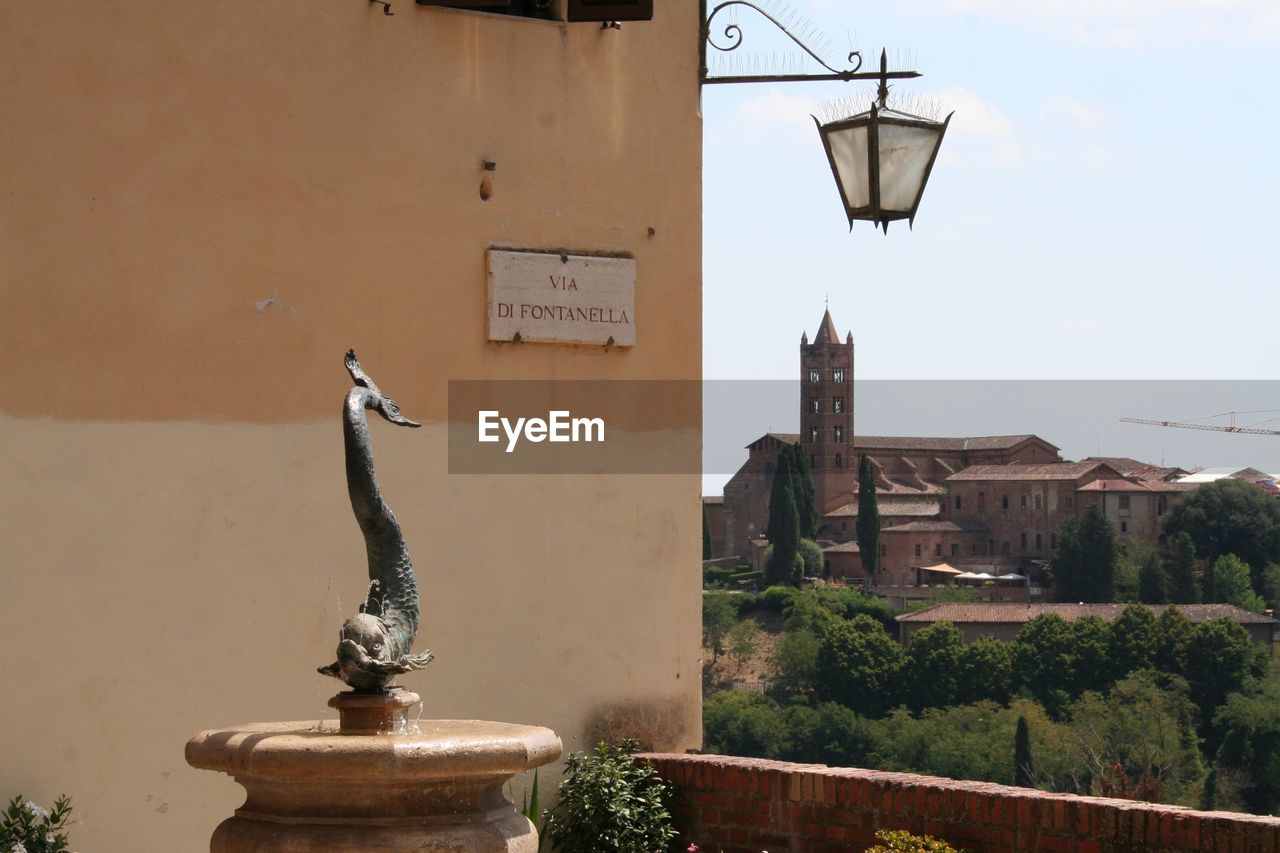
542,739,677,853
866,828,962,852
1,795,73,853
520,769,540,822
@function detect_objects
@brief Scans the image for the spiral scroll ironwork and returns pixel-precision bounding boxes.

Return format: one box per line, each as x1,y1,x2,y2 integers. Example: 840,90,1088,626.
704,1,864,78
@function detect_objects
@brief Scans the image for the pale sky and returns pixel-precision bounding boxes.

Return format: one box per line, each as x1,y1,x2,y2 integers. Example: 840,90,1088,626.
700,0,1279,493
702,0,1279,381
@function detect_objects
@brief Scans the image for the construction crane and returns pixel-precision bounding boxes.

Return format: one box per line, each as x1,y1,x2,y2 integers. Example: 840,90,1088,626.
1120,410,1280,436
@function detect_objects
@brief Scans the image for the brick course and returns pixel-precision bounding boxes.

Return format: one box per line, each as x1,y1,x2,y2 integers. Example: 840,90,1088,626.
640,753,1280,852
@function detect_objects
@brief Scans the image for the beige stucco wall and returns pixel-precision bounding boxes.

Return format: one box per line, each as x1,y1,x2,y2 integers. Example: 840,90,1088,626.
0,3,702,850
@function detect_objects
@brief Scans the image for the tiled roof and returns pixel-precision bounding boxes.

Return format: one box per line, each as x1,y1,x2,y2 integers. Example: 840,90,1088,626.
1082,457,1153,474
824,501,940,518
947,462,1117,482
853,435,1055,452
1076,479,1154,493
746,432,800,449
822,541,862,553
813,309,842,345
897,602,1275,625
882,520,989,533
1128,465,1190,482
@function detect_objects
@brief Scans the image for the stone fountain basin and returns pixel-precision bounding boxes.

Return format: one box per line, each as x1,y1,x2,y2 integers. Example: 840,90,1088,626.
187,718,561,852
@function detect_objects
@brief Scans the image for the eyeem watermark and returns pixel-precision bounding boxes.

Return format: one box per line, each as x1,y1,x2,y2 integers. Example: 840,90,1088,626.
477,410,605,453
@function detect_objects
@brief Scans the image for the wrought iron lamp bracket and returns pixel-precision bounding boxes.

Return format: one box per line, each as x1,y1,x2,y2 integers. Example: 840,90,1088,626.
699,0,920,88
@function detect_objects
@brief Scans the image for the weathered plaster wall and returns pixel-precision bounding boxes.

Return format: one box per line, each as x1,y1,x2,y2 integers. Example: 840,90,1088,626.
0,3,702,849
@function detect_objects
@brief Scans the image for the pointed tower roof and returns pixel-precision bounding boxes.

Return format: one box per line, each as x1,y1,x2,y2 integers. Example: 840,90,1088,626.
813,309,841,345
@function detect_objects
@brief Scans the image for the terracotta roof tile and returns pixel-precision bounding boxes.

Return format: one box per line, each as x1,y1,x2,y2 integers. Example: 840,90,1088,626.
824,501,940,518
947,462,1119,482
882,520,989,533
822,541,862,553
854,435,1055,452
896,602,1275,625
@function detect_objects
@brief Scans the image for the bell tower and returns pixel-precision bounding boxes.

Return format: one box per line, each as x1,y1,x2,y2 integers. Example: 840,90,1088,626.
800,309,855,514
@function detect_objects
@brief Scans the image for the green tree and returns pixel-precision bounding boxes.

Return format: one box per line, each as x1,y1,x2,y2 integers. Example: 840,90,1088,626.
1260,563,1280,610
1080,504,1119,602
1213,677,1280,815
726,617,762,676
797,538,824,579
1108,604,1157,682
702,501,712,560
1166,532,1201,604
786,702,876,767
770,627,820,697
1164,478,1280,585
902,621,964,712
702,691,790,758
766,445,796,543
1014,715,1034,788
955,636,1014,706
702,593,737,663
857,454,880,576
815,614,904,718
1153,606,1194,675
1069,615,1114,696
1051,515,1086,601
789,443,819,540
1067,671,1205,807
1186,617,1253,722
1012,613,1077,715
1138,547,1169,604
765,482,802,587
1208,554,1267,613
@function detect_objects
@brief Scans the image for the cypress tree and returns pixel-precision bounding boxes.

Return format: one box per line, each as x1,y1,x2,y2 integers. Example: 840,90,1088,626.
1052,515,1085,601
702,501,712,560
790,444,818,540
1078,504,1118,602
766,446,796,544
1138,550,1168,603
765,483,801,587
1014,715,1034,788
1167,531,1201,604
856,454,880,577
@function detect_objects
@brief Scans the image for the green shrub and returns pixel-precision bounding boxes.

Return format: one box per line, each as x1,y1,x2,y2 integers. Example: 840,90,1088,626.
542,739,677,853
867,828,962,852
1,795,73,853
703,566,737,584
797,538,824,577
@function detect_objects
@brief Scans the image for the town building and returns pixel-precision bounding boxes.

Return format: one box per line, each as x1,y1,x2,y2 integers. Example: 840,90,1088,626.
720,310,1062,562
896,602,1276,646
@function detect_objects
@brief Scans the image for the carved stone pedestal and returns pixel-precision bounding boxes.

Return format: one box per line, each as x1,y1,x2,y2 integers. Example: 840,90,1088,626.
186,692,561,852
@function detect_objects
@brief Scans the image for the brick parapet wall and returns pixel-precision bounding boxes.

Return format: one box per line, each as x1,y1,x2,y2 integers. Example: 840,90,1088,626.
639,753,1280,852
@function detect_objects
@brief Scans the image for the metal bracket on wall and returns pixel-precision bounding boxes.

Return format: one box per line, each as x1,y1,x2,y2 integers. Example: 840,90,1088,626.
370,0,394,14
699,0,919,86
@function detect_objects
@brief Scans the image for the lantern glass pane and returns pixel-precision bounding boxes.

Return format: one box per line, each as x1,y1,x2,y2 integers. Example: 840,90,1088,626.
876,122,943,213
825,124,870,211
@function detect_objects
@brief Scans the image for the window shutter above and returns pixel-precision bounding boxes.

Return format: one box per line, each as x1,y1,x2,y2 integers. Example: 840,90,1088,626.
566,0,653,22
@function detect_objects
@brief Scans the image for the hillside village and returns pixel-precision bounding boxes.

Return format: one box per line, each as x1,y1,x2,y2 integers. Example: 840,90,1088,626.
704,309,1280,606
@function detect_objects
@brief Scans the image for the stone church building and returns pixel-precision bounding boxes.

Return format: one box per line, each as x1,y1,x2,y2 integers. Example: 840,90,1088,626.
714,310,1188,588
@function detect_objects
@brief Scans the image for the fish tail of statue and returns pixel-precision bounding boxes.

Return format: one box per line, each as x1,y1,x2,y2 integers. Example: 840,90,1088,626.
320,350,430,693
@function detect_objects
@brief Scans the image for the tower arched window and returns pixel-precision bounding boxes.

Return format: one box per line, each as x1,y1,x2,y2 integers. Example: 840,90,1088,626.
833,397,844,413
834,425,843,443
809,426,819,443
808,369,820,383
835,453,843,469
833,369,845,383
810,398,820,413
